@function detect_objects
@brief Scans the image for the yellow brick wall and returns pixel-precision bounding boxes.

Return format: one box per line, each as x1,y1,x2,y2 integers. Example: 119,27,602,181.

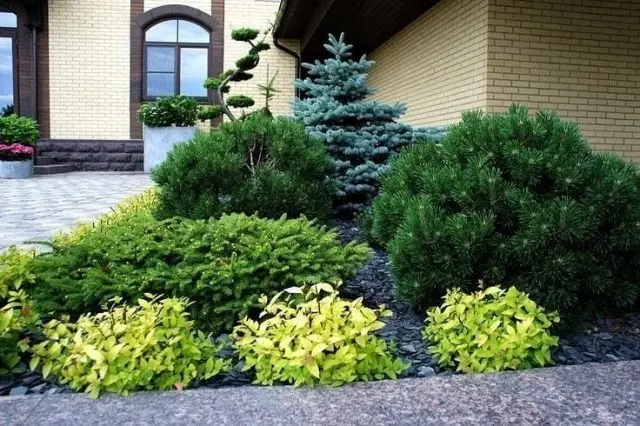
224,0,298,117
368,0,490,127
48,0,130,139
487,0,640,160
145,0,210,13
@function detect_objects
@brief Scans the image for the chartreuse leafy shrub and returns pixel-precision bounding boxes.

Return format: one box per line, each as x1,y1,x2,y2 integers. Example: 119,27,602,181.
28,214,371,332
31,295,231,398
152,112,333,221
423,286,559,373
371,105,640,315
233,283,407,386
53,187,159,247
0,249,39,375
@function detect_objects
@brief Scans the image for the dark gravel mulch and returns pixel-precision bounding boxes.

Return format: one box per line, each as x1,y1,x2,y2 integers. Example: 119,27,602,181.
332,219,640,377
3,219,640,396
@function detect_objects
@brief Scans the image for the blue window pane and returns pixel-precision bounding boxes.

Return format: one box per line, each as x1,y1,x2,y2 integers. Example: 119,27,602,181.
147,73,175,97
0,12,17,28
178,20,209,43
180,48,208,97
146,20,177,42
0,37,13,112
147,46,175,72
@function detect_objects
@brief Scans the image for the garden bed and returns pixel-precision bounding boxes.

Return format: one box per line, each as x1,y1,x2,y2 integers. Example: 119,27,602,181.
2,219,640,398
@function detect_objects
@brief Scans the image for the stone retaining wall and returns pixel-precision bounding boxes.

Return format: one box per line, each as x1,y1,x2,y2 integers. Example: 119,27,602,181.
37,140,143,171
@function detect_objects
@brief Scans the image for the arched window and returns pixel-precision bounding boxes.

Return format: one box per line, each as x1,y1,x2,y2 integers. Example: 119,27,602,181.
144,19,210,100
0,6,17,115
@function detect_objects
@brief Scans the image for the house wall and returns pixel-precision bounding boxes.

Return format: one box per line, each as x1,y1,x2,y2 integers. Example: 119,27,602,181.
368,0,490,127
486,0,640,160
48,0,131,140
145,0,211,13
224,0,298,117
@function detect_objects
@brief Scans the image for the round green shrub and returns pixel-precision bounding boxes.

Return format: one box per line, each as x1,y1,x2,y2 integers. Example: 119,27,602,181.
423,286,559,373
0,114,39,145
371,105,640,315
138,95,199,127
152,113,334,221
28,213,371,332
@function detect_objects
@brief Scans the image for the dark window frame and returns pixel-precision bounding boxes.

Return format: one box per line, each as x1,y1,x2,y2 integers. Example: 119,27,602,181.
0,6,18,114
142,18,211,101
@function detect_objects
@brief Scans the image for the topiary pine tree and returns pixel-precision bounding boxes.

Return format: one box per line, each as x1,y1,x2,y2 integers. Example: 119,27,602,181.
293,33,421,216
371,105,640,317
200,27,271,121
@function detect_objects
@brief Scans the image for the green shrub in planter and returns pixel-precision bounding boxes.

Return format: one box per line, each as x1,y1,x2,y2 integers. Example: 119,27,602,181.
233,283,408,386
0,114,39,145
138,95,199,127
423,286,559,373
29,214,371,332
31,295,231,398
152,112,333,221
371,105,640,315
0,249,39,375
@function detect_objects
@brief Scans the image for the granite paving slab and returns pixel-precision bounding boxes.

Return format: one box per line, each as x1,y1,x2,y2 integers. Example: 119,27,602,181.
1,361,639,425
0,172,151,250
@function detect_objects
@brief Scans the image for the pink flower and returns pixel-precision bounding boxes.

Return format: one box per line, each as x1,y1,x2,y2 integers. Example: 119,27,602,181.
0,143,34,161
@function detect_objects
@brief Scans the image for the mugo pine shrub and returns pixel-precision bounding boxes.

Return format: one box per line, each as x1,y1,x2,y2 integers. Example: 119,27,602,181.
371,105,640,315
31,296,231,398
233,283,407,386
294,33,421,215
28,214,371,332
152,113,333,221
424,286,559,373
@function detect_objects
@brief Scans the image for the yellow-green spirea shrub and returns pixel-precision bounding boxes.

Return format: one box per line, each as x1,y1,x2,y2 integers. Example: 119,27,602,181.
52,187,159,247
30,295,231,398
0,248,39,375
423,286,559,374
233,283,408,386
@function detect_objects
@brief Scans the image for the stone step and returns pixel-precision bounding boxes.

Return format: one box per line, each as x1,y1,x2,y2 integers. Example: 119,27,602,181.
34,164,75,175
36,156,56,166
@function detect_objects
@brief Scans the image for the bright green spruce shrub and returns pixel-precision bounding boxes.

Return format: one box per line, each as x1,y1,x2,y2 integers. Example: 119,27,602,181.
233,283,407,386
424,286,559,373
31,295,231,398
152,112,333,221
371,105,640,315
28,214,371,332
0,249,39,375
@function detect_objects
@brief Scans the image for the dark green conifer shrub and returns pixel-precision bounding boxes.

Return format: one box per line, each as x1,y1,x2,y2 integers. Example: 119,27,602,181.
371,105,640,315
28,213,371,332
152,112,333,221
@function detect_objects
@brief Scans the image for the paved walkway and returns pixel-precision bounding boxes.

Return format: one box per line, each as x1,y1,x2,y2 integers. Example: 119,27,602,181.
0,172,152,250
1,361,639,425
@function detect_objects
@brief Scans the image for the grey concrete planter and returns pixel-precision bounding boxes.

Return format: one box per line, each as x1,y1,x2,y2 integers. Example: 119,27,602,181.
143,126,197,173
0,159,34,179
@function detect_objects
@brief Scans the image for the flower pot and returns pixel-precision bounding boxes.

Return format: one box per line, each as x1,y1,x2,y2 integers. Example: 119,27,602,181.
0,159,34,179
143,126,197,173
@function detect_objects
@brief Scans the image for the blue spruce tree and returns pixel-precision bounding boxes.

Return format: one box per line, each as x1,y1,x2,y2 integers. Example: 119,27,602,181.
294,33,421,215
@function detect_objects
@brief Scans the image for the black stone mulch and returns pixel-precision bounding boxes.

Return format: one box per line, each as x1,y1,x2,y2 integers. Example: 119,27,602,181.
3,220,640,396
333,219,640,378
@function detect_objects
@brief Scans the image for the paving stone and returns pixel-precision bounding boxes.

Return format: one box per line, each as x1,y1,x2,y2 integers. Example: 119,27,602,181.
0,172,151,251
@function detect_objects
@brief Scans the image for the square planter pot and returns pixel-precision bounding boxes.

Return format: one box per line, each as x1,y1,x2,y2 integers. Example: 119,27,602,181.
0,159,34,179
143,126,197,173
